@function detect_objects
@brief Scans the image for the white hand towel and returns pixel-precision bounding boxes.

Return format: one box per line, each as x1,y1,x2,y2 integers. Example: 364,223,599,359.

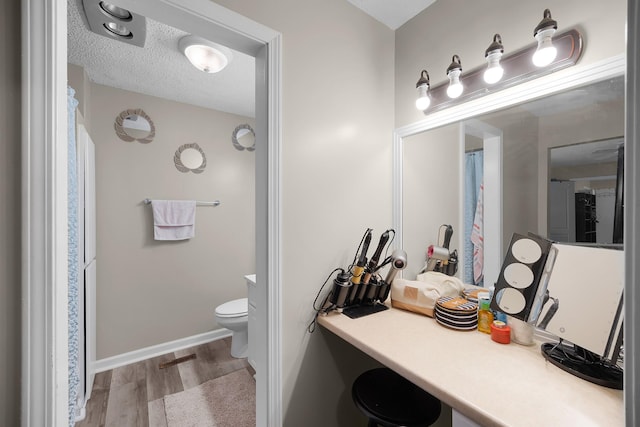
151,200,196,240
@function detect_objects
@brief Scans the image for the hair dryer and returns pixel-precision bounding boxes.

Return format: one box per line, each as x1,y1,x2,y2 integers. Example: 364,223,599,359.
377,249,407,302
425,245,450,272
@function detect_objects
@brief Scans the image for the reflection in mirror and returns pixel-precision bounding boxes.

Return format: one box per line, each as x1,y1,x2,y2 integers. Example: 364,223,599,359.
181,148,204,169
402,124,460,280
400,72,624,289
174,143,207,174
232,124,255,151
461,75,624,284
114,108,155,143
548,137,623,244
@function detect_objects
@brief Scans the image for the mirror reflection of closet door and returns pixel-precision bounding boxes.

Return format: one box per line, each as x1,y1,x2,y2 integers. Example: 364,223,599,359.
548,181,576,242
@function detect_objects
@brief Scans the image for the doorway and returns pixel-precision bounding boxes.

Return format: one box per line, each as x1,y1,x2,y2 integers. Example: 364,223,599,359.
22,1,282,426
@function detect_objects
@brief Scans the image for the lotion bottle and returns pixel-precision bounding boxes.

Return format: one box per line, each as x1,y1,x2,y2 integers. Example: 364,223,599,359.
477,292,493,334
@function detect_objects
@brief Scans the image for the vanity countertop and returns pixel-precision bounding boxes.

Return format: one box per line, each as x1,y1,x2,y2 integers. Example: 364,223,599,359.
318,306,623,427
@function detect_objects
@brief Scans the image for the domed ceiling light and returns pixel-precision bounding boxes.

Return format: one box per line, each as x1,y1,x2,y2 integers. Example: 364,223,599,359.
179,35,233,74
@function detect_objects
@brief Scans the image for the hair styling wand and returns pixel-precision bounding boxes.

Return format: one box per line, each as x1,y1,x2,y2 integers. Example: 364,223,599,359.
357,230,391,303
349,229,372,305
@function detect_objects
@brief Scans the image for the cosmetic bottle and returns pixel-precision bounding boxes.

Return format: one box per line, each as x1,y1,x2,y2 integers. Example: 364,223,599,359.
477,292,493,334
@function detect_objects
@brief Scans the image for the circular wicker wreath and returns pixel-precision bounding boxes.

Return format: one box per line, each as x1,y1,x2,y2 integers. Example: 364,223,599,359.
174,142,207,174
114,108,156,144
231,124,256,151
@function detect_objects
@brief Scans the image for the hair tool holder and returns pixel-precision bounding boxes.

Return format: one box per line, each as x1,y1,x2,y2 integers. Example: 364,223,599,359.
325,229,405,319
490,233,554,322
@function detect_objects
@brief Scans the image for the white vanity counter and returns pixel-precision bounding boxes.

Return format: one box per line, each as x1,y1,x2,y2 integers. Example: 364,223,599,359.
318,306,623,427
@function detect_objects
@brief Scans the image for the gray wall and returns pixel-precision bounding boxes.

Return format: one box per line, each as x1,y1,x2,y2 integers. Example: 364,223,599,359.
213,0,396,425
70,79,257,359
0,0,21,425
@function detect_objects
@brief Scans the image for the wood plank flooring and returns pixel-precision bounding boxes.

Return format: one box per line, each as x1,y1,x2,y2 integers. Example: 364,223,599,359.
76,337,254,427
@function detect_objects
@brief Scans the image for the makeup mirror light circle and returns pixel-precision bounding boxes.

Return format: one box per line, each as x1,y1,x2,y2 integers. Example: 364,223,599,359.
232,124,256,151
114,108,155,143
174,143,207,174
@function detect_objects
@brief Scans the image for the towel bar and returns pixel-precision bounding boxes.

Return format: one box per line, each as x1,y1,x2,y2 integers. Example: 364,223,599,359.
143,198,221,207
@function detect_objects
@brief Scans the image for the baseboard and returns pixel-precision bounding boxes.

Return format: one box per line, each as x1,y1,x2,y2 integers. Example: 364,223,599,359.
93,329,232,373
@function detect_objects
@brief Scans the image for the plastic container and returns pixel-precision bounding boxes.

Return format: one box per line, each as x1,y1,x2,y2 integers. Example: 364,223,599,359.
477,292,493,334
490,320,511,344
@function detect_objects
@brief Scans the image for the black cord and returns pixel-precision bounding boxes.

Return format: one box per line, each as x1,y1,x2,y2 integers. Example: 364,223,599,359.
307,267,343,333
383,229,396,260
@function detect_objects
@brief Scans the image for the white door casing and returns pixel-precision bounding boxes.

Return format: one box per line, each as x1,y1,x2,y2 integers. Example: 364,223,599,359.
21,0,282,426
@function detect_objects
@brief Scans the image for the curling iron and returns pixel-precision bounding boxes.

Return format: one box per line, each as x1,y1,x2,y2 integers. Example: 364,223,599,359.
350,229,372,304
356,230,391,303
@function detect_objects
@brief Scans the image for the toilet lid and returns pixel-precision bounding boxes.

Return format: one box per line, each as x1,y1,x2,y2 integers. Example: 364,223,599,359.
216,298,248,317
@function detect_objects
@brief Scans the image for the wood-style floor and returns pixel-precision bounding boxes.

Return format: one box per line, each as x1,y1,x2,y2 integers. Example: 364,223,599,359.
76,337,254,427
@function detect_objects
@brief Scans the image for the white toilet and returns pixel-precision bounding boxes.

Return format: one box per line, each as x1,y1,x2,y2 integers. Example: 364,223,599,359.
215,298,249,358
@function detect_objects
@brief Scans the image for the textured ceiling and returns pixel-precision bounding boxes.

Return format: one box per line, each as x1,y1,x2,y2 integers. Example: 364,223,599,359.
67,0,256,118
67,1,437,117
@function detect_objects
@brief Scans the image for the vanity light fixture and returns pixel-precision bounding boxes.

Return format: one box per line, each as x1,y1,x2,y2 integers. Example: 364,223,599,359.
446,55,464,99
532,9,558,67
483,34,504,84
179,35,233,74
415,70,431,111
412,23,582,114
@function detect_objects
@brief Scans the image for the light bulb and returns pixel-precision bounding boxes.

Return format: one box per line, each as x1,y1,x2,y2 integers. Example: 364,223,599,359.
532,28,557,67
415,83,431,111
483,51,504,84
415,70,431,111
483,34,504,85
532,9,558,67
446,55,464,99
447,69,463,98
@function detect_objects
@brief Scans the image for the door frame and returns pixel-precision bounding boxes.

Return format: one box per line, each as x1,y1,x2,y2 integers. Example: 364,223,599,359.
21,1,282,425
626,1,639,424
459,119,503,288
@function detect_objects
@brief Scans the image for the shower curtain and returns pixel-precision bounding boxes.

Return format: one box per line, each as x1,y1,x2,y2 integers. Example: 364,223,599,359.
464,151,483,286
67,86,80,426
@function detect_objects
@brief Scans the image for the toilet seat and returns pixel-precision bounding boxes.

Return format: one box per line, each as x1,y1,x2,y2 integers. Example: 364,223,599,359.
215,298,248,318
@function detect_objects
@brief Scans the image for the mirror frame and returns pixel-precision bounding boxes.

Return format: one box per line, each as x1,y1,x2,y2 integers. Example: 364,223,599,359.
232,123,256,151
393,54,625,286
174,142,207,174
114,108,156,144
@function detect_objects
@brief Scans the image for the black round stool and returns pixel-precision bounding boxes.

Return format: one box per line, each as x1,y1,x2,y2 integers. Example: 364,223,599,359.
352,368,441,427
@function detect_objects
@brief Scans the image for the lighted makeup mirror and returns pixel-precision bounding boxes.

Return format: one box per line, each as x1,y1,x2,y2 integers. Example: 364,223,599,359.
114,108,155,143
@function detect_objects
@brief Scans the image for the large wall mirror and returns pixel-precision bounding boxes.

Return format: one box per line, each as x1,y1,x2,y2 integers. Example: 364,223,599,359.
393,55,625,289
